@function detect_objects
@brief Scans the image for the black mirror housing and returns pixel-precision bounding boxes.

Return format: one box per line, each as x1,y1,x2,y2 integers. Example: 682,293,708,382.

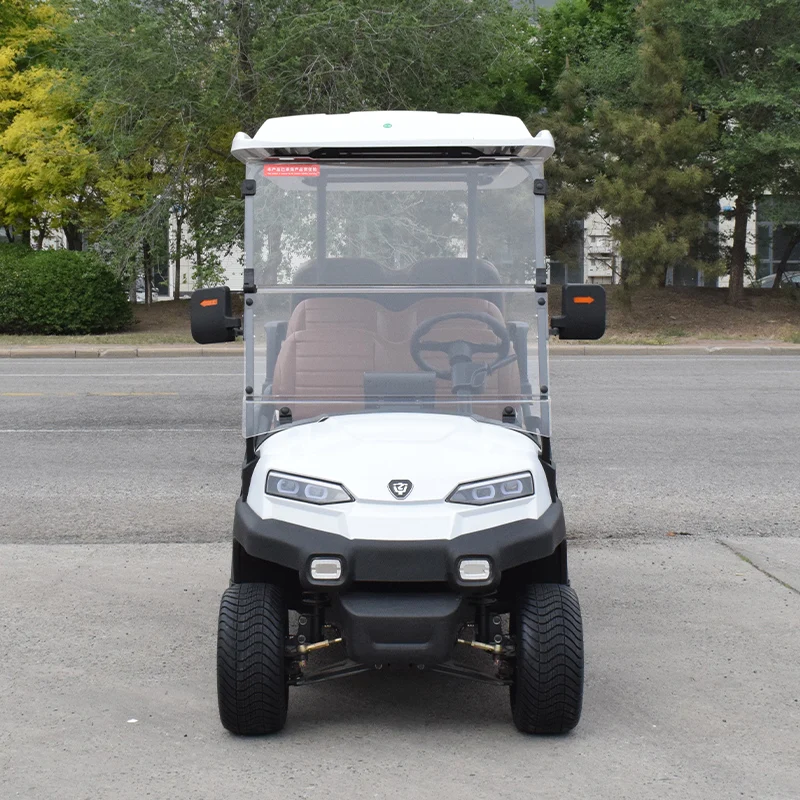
551,284,606,340
190,287,240,344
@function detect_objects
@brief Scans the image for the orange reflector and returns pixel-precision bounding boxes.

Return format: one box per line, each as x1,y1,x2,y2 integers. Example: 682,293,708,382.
573,296,595,304
200,299,219,307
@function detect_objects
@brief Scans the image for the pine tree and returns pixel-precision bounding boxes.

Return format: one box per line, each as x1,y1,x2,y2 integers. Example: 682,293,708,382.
593,0,719,288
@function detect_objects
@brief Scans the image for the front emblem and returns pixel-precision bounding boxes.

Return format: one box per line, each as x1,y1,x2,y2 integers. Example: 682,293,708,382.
388,480,413,500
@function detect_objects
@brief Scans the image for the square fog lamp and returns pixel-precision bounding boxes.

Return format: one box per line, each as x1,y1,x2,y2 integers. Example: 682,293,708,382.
458,558,492,582
309,557,343,581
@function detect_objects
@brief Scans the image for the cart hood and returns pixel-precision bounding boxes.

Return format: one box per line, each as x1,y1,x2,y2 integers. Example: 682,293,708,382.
257,413,539,503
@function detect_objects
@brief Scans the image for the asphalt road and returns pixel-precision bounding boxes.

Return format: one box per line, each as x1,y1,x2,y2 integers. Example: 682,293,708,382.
0,356,798,542
1,356,799,799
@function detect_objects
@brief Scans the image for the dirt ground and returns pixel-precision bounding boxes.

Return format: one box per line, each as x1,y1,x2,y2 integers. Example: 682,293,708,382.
0,286,797,346
131,286,800,343
554,285,800,344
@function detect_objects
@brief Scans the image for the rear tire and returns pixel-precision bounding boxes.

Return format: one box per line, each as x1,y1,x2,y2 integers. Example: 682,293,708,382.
510,583,584,734
217,582,288,735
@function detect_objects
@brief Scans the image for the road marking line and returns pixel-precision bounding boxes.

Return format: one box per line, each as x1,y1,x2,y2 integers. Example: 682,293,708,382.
86,392,180,397
2,392,179,397
0,428,239,433
0,373,240,377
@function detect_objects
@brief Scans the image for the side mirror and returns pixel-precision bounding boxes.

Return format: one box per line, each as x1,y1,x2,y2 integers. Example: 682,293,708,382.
551,284,606,340
190,287,241,344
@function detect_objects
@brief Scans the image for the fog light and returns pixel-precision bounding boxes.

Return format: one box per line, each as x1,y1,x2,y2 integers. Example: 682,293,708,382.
309,557,342,581
458,558,492,582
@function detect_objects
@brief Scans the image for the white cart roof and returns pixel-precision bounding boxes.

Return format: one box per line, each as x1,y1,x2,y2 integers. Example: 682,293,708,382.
231,111,554,162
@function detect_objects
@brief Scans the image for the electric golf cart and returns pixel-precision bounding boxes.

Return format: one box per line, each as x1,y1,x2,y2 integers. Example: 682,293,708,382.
191,111,606,735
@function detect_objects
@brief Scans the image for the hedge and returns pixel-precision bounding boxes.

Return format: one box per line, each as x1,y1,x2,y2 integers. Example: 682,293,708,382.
0,246,133,335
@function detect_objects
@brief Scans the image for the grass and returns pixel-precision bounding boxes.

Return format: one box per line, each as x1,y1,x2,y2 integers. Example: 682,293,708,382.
0,331,196,346
0,287,798,346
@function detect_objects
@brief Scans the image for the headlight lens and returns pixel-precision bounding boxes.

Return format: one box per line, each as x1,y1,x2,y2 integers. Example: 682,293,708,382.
447,472,534,506
266,471,353,505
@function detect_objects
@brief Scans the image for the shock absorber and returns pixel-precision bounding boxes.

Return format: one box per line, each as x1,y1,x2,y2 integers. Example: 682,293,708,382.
302,593,326,642
474,594,495,643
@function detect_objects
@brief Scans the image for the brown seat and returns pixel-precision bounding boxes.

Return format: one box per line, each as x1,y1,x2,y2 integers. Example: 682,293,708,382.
272,294,521,422
271,327,390,420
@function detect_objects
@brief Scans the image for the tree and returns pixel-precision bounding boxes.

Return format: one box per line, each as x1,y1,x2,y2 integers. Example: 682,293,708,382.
59,0,541,297
591,0,719,288
665,0,800,303
529,71,603,270
525,0,639,270
0,0,98,248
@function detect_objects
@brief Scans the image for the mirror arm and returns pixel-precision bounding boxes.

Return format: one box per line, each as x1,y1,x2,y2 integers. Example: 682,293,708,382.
225,315,243,339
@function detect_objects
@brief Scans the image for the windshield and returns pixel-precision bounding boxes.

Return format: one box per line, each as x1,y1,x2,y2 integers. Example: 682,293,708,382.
243,160,549,438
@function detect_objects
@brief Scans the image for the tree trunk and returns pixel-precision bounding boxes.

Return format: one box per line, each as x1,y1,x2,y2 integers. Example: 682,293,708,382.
34,219,47,250
619,256,631,288
21,228,31,248
771,226,800,291
2,225,14,243
173,212,183,301
143,239,152,307
63,222,83,251
727,196,750,304
267,225,283,285
195,239,203,288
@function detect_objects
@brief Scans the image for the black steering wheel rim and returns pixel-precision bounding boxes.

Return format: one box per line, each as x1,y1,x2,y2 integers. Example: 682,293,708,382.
410,311,511,380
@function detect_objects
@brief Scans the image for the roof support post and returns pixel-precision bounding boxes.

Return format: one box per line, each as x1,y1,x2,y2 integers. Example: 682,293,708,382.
467,177,478,264
316,177,327,263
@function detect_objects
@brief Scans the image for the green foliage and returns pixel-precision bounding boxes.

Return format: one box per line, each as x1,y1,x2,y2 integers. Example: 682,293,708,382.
527,1,639,271
0,0,98,246
533,0,722,287
51,0,539,297
661,0,800,301
594,0,720,286
0,246,133,334
531,0,638,106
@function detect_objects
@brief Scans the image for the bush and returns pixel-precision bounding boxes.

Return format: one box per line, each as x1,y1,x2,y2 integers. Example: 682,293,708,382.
0,246,133,334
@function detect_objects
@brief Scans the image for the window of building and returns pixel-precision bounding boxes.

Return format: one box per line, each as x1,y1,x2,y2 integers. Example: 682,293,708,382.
756,198,800,279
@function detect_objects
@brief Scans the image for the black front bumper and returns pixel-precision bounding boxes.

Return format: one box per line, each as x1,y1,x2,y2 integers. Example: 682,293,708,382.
233,497,566,592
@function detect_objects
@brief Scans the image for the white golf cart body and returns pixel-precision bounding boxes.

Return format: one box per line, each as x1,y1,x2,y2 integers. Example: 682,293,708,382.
193,111,605,734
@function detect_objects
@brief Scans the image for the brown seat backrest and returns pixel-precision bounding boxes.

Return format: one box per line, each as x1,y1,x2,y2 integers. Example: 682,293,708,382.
272,327,389,420
272,294,521,422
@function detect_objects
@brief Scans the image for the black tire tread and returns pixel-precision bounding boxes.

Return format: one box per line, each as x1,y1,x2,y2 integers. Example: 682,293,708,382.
511,583,584,734
217,582,288,735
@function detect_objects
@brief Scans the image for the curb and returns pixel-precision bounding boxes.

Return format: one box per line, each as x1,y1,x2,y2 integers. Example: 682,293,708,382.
0,345,244,358
548,344,800,356
1,343,799,358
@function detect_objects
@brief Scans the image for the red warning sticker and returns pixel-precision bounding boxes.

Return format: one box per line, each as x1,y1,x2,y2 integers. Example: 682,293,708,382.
264,163,320,177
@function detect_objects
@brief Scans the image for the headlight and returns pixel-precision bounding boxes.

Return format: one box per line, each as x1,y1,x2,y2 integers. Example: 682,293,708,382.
447,472,533,506
266,471,354,505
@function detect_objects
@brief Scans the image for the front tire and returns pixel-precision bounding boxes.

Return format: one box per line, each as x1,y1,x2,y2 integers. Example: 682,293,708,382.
217,582,288,735
510,583,584,734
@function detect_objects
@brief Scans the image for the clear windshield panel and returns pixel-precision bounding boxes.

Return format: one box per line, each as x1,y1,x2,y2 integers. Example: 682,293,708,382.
244,158,548,438
246,288,547,438
250,161,537,287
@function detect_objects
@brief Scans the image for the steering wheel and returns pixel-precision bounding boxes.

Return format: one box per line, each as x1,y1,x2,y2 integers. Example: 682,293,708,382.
410,312,511,381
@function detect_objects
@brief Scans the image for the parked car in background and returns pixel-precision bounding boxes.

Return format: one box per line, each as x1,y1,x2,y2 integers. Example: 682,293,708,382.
752,271,800,288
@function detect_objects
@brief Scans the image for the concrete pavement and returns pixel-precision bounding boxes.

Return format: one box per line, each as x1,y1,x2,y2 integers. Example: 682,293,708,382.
0,539,797,799
1,356,798,798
